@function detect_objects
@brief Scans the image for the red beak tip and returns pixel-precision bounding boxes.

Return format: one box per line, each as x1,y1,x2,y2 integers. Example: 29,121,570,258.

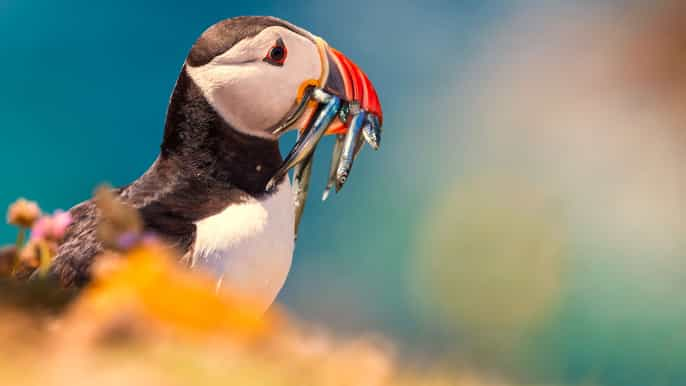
330,48,383,122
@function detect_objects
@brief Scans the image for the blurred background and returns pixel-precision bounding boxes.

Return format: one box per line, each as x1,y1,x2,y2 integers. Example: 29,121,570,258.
2,1,686,385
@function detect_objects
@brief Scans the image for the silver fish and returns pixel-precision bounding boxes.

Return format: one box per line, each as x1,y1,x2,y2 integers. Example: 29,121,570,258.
271,86,315,136
266,94,341,191
362,114,381,150
335,110,366,192
322,134,346,201
293,150,314,239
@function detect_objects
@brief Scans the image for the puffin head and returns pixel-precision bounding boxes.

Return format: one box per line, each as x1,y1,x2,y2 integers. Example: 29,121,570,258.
182,16,383,192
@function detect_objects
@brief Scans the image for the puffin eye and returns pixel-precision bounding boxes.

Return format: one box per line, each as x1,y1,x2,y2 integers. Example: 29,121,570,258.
263,38,287,66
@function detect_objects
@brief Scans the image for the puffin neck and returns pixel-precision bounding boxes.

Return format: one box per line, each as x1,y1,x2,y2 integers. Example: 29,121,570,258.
160,67,283,196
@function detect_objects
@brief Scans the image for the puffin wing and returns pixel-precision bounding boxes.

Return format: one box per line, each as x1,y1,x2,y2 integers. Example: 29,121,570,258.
46,191,197,288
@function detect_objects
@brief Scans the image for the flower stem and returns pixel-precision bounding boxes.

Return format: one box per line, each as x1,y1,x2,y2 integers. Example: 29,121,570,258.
11,228,26,275
15,228,25,251
38,240,51,277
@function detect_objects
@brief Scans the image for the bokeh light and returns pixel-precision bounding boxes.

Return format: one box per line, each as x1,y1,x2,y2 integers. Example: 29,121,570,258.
412,175,566,366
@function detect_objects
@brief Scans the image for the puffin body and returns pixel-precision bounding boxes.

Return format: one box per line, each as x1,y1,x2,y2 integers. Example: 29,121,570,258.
193,179,294,307
46,16,383,311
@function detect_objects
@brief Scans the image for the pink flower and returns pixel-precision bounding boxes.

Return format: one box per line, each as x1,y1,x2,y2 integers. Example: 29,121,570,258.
31,210,72,242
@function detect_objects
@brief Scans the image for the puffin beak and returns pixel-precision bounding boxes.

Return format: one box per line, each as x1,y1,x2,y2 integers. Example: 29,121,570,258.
321,47,383,138
267,43,383,237
267,45,383,191
321,47,383,197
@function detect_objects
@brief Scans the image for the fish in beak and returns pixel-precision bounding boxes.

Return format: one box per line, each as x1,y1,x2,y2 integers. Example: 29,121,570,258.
265,39,384,237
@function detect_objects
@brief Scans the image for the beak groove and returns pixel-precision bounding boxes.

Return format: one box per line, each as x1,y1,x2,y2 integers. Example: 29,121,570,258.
328,48,383,124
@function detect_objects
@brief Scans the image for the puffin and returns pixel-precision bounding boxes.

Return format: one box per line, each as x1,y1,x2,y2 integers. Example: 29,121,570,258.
42,16,383,312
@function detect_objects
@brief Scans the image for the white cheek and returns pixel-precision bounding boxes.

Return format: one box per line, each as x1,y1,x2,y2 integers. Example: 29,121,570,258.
186,28,322,139
186,64,277,139
216,67,299,133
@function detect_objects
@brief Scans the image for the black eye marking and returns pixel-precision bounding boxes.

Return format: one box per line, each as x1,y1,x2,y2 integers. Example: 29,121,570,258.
263,38,287,66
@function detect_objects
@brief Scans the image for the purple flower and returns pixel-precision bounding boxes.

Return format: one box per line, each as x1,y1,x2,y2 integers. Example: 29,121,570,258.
116,232,140,250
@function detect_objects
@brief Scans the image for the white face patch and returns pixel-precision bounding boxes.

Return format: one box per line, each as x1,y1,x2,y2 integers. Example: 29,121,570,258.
186,26,322,139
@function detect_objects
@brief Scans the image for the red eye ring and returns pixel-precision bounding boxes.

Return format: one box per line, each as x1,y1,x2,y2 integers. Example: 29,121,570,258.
263,38,287,66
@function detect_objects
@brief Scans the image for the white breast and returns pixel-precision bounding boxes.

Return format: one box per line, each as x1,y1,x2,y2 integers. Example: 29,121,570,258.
192,179,294,312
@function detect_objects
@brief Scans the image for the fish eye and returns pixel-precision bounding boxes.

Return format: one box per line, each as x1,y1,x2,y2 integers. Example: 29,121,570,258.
264,38,287,66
